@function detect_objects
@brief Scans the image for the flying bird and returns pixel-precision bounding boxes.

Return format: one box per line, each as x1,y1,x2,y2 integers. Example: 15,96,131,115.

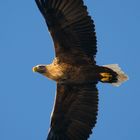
33,0,128,139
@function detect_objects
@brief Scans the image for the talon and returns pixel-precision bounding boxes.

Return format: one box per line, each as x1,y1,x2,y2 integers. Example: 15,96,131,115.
100,73,112,82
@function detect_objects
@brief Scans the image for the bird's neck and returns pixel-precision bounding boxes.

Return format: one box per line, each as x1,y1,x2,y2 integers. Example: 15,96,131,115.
43,58,66,81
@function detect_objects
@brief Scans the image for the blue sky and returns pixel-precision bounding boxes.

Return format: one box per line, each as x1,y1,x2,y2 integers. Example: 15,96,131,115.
0,0,139,140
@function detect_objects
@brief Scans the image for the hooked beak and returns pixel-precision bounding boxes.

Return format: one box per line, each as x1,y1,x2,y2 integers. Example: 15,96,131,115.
32,66,38,72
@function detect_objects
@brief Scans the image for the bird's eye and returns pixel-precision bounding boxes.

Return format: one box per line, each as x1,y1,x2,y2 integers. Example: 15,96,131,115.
37,65,46,73
38,65,45,69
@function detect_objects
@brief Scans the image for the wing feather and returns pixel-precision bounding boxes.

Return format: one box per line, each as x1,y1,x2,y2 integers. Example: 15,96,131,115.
47,83,98,140
35,0,97,63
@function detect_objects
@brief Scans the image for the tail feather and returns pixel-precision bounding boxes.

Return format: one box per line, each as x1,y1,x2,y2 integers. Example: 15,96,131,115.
103,64,128,86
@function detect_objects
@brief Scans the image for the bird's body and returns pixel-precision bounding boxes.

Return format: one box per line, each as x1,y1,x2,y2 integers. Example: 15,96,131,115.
33,57,119,84
33,0,128,139
39,58,99,82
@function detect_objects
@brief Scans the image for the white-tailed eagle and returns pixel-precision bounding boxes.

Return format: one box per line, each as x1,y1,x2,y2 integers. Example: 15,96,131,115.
33,0,128,139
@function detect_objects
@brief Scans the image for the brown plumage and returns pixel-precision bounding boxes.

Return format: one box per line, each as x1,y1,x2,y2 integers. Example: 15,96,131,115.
33,0,128,140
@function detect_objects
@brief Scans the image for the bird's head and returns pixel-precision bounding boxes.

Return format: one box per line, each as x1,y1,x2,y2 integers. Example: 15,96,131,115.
32,63,63,81
32,65,47,74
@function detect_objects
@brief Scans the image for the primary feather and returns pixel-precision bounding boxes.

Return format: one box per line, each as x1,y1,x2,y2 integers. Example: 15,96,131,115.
35,0,97,64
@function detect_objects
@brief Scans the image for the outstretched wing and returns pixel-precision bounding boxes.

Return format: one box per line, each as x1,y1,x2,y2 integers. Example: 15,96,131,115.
47,83,98,140
35,0,97,63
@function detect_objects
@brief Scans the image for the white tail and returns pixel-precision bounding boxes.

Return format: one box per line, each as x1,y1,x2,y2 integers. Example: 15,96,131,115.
103,64,129,86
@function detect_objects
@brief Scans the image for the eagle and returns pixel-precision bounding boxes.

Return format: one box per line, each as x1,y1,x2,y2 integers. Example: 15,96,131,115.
33,0,128,140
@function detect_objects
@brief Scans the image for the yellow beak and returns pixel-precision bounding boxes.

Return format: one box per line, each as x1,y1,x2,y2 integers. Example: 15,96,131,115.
32,66,38,72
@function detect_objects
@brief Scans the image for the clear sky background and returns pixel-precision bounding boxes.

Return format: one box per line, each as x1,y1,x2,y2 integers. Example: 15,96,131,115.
0,0,139,140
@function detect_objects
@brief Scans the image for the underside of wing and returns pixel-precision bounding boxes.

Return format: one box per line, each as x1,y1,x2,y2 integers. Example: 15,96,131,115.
47,83,98,140
35,0,97,63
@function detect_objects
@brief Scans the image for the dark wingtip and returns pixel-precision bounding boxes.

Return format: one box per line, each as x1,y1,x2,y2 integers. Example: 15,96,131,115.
35,0,46,17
